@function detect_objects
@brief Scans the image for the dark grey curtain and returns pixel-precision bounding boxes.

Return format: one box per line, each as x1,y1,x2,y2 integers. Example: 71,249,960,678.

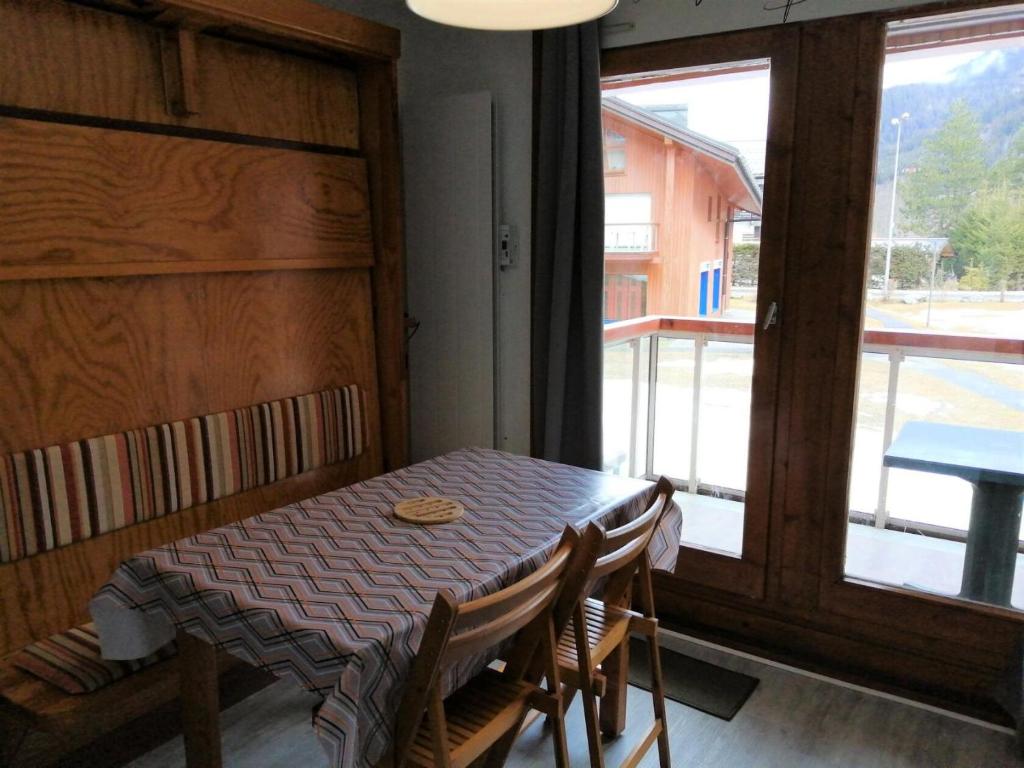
531,22,604,470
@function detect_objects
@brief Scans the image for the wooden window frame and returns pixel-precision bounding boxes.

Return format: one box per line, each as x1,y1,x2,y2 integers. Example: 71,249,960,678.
602,0,1024,720
604,25,800,601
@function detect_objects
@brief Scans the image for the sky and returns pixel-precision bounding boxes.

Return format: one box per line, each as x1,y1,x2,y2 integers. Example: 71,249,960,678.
882,48,991,88
605,47,1000,177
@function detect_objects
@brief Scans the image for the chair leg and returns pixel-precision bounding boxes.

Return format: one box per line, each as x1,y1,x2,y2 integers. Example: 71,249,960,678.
549,694,571,768
599,636,630,738
577,673,605,768
645,632,671,768
560,683,579,716
570,603,605,768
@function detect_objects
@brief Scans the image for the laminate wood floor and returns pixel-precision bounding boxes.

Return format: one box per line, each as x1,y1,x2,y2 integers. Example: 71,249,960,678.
127,631,1023,767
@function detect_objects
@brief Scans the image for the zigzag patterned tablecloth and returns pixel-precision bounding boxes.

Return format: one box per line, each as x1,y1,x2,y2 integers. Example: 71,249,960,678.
90,448,681,767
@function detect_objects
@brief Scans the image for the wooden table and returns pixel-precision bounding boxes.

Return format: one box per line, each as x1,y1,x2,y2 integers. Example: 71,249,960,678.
91,448,681,767
884,421,1024,606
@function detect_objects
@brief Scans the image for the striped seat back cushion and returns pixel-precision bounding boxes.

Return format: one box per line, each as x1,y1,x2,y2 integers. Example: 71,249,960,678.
0,386,366,563
10,622,176,695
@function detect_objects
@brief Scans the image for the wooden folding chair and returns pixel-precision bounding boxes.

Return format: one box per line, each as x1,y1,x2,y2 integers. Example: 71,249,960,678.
559,477,675,768
389,527,579,768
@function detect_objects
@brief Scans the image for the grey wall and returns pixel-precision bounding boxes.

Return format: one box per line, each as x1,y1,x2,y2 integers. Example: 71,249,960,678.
317,0,534,457
601,0,931,48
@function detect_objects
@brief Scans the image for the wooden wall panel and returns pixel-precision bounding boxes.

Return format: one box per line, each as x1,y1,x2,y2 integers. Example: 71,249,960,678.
0,275,208,454
156,0,400,61
358,60,409,470
0,0,360,148
0,117,373,279
193,33,359,147
0,270,381,458
199,270,383,471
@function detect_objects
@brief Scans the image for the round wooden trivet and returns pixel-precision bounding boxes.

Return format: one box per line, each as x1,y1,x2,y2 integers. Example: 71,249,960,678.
394,496,465,525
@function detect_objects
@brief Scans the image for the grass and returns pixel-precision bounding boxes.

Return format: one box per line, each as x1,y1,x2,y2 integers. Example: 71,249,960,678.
866,299,1024,336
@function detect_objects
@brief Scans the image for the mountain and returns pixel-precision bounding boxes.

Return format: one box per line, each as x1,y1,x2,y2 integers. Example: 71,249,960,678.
871,48,1024,237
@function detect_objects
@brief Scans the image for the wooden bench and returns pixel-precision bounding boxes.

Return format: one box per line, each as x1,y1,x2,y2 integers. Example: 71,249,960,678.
0,464,373,765
0,646,272,766
0,387,377,765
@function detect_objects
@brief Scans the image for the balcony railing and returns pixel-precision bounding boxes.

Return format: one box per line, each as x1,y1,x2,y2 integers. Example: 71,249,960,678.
605,223,658,253
603,315,1023,532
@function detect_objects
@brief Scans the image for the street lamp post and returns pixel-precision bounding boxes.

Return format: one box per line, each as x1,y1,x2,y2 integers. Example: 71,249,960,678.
883,112,910,301
926,246,939,328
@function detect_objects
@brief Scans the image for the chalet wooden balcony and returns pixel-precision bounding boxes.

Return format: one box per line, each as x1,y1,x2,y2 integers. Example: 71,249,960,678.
603,313,1024,603
604,222,658,254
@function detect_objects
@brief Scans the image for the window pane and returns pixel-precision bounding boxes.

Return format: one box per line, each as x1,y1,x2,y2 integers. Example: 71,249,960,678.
845,12,1024,609
600,59,770,556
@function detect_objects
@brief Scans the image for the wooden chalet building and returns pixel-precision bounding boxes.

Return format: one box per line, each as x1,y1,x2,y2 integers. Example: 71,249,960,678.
602,97,762,321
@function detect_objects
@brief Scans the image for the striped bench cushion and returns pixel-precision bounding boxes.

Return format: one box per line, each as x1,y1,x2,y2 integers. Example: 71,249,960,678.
0,386,366,562
10,623,176,695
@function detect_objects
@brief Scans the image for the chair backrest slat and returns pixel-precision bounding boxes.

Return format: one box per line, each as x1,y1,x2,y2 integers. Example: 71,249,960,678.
587,478,674,587
441,538,574,664
448,543,573,635
443,580,560,661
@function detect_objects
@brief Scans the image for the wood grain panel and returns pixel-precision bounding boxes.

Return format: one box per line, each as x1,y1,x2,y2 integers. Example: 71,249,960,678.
199,269,383,473
152,0,400,60
0,457,375,656
192,32,359,147
0,0,360,148
771,17,873,611
0,275,207,454
0,117,373,278
358,60,409,471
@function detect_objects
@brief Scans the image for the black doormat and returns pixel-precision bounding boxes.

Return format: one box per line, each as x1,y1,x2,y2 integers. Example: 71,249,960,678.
627,637,759,721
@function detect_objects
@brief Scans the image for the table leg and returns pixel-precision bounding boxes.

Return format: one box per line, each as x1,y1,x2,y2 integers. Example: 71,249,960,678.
960,483,1024,607
599,635,629,738
178,629,222,768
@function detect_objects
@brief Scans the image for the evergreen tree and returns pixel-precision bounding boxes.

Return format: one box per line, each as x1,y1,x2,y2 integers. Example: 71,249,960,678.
731,244,759,286
867,244,933,289
901,100,987,237
949,184,1024,297
994,128,1024,187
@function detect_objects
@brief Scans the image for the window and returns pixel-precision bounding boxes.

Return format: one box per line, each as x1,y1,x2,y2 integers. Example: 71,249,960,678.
600,3,1024,712
844,7,1024,611
604,193,656,253
604,129,627,173
600,56,774,562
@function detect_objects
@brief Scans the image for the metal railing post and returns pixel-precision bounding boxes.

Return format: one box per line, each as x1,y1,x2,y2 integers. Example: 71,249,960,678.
688,334,705,494
644,334,659,479
628,338,640,477
874,348,904,528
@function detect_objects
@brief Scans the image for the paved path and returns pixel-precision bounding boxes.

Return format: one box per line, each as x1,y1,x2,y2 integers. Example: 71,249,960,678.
865,306,914,330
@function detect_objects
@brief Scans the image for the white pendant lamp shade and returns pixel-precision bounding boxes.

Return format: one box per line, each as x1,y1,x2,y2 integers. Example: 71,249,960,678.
407,0,618,31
